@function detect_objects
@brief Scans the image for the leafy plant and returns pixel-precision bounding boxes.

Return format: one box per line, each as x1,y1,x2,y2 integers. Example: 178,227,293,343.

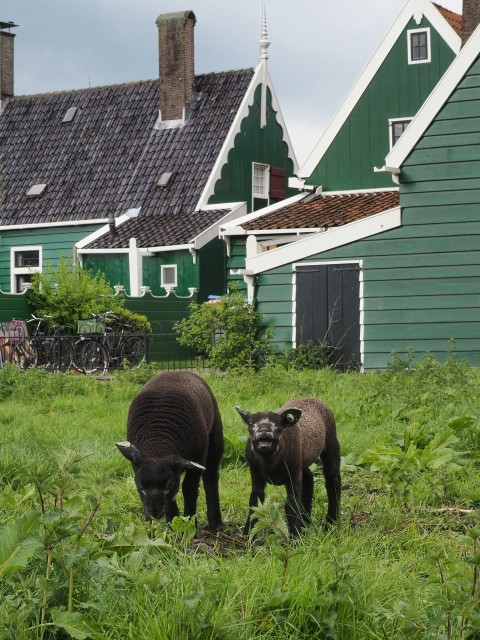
362,417,471,503
278,339,332,371
27,256,150,333
173,289,272,371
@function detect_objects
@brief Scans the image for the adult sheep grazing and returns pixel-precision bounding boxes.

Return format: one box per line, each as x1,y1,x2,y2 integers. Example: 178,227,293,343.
236,397,340,535
116,371,224,530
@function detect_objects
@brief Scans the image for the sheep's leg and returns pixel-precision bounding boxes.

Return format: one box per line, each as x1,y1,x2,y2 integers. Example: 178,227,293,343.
244,468,266,535
202,423,224,530
301,467,314,524
165,500,180,522
285,476,304,536
321,443,341,524
181,468,202,521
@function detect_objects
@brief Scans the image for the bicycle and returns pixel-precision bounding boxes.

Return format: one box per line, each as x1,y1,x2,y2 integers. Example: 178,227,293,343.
12,315,75,372
80,312,146,375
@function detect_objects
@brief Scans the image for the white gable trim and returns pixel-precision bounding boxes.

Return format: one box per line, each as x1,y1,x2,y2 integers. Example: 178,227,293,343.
245,207,401,275
192,203,247,249
299,0,461,179
386,23,480,172
195,63,299,211
0,218,108,232
75,210,139,250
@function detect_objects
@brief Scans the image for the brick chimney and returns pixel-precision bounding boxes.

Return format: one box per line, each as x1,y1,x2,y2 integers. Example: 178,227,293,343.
0,22,16,102
156,10,196,122
462,0,480,46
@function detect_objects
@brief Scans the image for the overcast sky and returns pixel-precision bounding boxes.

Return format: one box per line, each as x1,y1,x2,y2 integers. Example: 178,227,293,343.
2,0,463,166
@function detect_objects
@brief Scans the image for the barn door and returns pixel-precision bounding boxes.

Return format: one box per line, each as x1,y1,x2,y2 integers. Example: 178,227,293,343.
295,263,360,370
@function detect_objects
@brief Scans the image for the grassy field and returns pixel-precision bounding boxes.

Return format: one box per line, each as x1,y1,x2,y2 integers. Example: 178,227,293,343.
0,357,479,639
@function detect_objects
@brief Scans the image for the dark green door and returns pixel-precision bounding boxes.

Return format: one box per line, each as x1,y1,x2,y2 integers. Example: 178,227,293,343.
295,263,361,370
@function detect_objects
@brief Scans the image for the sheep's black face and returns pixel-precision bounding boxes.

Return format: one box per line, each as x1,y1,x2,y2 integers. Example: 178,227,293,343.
134,462,181,520
236,407,303,457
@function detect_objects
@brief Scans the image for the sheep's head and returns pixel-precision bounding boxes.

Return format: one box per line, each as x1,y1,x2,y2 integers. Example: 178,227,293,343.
116,442,205,520
235,406,302,456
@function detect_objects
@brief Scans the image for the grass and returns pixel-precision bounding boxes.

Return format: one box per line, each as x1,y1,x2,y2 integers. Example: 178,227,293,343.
0,358,479,639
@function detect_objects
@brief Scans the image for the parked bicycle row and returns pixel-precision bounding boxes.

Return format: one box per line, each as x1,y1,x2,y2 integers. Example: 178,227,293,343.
0,312,147,374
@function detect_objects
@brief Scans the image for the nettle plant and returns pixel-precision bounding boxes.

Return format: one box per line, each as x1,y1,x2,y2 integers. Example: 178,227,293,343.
174,289,272,371
361,416,472,504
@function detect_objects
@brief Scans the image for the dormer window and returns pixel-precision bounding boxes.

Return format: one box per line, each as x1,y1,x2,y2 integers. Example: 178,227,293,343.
389,118,413,148
408,28,431,64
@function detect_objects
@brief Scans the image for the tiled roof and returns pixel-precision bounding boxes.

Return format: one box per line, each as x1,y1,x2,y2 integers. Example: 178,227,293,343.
434,3,462,36
242,190,400,231
0,69,254,247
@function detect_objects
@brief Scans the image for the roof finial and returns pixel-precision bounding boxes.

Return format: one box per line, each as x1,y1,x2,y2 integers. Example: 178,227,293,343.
259,0,270,60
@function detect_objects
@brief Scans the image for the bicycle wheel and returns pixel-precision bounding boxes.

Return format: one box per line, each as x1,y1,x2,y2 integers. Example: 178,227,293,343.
81,340,109,375
119,336,146,368
48,338,75,372
12,338,38,369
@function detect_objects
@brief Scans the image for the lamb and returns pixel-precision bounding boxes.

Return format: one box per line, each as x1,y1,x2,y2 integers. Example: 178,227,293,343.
236,397,340,535
116,371,224,530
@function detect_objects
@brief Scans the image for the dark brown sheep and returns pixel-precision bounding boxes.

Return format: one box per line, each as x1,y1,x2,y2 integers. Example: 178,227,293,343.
117,371,223,530
236,397,340,535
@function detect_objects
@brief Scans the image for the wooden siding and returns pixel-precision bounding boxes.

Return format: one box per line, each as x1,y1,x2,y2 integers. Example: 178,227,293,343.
226,237,248,292
0,225,100,292
208,86,295,211
306,16,456,191
82,254,129,293
257,57,480,369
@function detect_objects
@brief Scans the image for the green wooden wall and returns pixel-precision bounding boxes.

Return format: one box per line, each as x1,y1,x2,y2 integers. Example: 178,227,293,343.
83,254,129,293
208,86,296,211
256,57,480,369
0,225,100,292
306,16,456,191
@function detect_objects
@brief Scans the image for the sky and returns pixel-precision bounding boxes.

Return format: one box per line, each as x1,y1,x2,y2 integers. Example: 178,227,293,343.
1,0,463,167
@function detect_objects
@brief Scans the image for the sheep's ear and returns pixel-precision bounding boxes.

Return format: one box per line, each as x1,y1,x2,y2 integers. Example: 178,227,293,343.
235,406,250,424
116,441,143,464
171,458,206,473
279,408,302,428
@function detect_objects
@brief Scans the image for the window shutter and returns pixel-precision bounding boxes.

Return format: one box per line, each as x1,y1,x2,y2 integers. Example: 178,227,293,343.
269,167,285,200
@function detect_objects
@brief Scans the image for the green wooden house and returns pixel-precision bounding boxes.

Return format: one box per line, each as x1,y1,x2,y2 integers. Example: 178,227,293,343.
220,0,463,369
0,9,296,302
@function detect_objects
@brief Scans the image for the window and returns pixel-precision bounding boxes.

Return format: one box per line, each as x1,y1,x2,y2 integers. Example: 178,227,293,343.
389,118,412,148
252,163,269,211
11,247,42,293
408,28,431,64
161,265,177,289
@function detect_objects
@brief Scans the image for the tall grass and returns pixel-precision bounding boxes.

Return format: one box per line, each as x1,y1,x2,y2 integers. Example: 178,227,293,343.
0,359,478,639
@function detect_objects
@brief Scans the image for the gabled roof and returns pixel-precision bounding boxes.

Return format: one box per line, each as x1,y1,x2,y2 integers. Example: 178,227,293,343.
385,22,480,173
298,0,461,180
434,3,462,36
240,190,400,232
0,69,255,246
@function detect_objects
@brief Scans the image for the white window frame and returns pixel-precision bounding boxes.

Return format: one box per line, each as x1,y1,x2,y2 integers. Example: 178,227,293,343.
389,117,413,149
407,27,431,64
252,162,270,199
161,264,177,290
10,246,42,293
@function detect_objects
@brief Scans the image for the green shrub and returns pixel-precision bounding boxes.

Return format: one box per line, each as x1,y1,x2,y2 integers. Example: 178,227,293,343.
173,290,272,371
27,257,150,333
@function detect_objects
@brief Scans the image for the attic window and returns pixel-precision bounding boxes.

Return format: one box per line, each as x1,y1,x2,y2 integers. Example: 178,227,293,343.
389,118,413,148
62,107,78,123
252,163,270,211
408,28,431,64
157,172,174,189
26,183,47,197
161,265,177,289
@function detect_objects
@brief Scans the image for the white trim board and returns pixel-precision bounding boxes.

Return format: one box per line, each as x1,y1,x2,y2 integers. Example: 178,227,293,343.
245,207,401,275
386,21,480,173
299,0,460,179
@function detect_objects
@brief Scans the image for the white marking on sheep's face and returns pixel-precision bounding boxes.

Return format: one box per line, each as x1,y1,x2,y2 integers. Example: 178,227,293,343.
235,407,303,456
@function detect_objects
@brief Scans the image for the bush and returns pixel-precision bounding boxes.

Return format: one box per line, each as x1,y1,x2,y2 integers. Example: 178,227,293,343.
173,290,271,371
27,257,150,333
